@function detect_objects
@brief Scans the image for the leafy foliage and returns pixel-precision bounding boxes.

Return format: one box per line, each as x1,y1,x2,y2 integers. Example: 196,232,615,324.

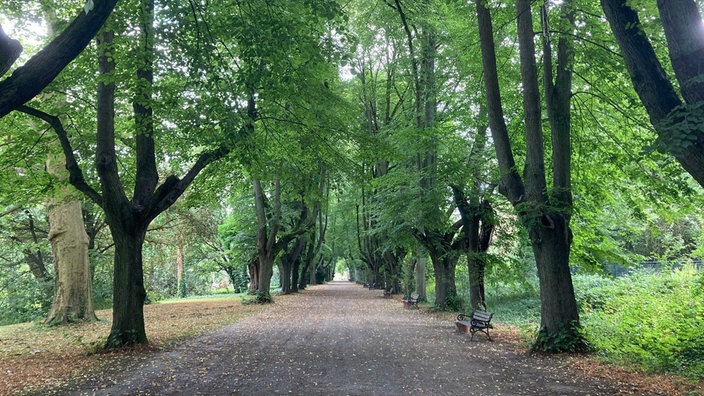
532,321,591,354
581,268,704,377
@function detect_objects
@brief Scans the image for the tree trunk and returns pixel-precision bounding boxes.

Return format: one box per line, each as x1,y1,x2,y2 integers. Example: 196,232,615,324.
248,255,259,292
429,251,458,310
467,255,484,311
601,0,704,188
176,241,185,298
42,6,96,324
285,236,306,293
291,257,300,293
255,246,275,302
309,263,317,285
414,252,426,301
281,254,292,294
45,200,97,325
106,222,148,347
453,185,494,311
298,260,309,290
253,178,280,302
528,213,580,342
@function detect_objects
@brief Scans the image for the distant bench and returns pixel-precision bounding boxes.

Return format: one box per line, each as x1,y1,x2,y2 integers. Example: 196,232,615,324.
455,310,493,341
383,289,393,298
402,294,419,309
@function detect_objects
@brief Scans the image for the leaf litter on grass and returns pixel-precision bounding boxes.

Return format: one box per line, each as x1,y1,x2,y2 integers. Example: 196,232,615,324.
0,295,268,395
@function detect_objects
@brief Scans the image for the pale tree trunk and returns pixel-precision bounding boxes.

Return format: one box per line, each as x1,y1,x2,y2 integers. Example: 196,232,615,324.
45,151,96,325
248,255,259,292
176,241,185,298
45,200,97,324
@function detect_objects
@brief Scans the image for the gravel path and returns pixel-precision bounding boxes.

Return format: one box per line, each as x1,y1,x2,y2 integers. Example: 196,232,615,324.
64,281,620,395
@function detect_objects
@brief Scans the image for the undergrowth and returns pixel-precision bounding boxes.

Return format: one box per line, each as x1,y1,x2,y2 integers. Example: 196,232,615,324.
480,268,704,378
579,268,704,378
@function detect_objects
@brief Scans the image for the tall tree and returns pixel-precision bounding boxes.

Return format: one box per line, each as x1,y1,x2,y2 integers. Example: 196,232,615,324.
475,0,587,351
19,0,250,347
41,5,97,326
390,0,463,309
601,0,704,188
252,177,315,301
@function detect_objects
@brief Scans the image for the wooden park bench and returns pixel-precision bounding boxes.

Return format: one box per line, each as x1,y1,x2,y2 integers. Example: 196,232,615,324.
402,294,419,309
455,310,493,341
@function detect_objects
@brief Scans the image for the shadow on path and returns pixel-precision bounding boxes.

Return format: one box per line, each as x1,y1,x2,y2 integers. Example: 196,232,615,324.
64,281,618,395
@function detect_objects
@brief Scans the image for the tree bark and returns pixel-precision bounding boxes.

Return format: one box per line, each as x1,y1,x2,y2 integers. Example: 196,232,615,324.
248,255,259,292
283,236,305,293
45,152,96,325
414,251,426,301
601,0,704,187
530,214,578,337
106,222,148,346
176,241,185,298
429,250,458,310
291,256,301,292
414,229,460,309
280,255,291,293
254,178,279,302
657,0,704,105
0,25,22,78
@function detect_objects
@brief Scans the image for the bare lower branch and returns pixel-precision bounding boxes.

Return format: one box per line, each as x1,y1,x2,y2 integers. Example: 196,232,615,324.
16,105,102,205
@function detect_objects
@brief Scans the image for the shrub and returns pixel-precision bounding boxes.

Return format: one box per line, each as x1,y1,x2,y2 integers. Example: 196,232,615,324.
572,273,616,313
581,268,704,377
0,274,53,325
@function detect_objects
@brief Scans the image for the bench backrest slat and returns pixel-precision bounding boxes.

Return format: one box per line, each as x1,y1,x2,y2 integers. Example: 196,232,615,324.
472,310,492,322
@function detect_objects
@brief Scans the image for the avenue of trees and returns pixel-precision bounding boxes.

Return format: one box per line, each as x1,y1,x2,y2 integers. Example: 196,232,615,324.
0,0,703,356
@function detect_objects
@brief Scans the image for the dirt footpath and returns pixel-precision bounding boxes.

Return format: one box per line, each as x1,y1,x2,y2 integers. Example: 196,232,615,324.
62,281,620,395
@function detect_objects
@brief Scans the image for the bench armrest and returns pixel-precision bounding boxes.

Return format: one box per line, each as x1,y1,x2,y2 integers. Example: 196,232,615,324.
457,313,471,321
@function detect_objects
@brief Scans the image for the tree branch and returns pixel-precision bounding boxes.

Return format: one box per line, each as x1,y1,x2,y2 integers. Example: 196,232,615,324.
0,0,119,118
16,105,102,205
0,25,22,78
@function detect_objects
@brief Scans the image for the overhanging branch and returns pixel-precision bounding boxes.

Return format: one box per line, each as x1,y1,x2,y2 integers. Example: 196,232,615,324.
0,0,119,118
17,105,102,205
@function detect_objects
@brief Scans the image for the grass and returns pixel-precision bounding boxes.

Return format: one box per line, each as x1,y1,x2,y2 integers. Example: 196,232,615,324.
0,293,273,394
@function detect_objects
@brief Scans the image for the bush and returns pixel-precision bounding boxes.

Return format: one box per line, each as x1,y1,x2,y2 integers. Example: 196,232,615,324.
581,268,704,377
0,274,53,325
572,273,616,313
